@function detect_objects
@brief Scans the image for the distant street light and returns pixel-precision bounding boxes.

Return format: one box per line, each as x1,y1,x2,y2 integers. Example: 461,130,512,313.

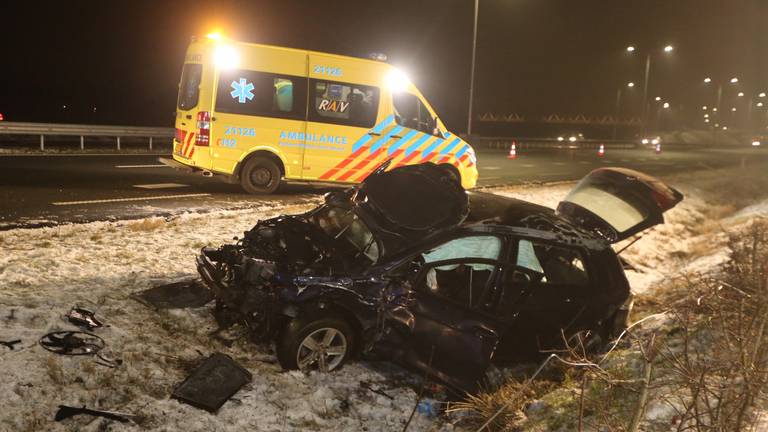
713,107,718,112
702,105,708,110
655,96,661,101
568,136,577,142
738,92,745,97
557,136,564,142
704,113,709,118
732,107,737,112
627,82,635,88
723,126,728,130
663,102,670,108
704,76,739,116
760,92,767,98
705,118,710,123
758,102,764,107
626,43,675,132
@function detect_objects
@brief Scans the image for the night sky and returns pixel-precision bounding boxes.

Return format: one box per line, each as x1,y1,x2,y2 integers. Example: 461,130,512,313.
1,0,766,134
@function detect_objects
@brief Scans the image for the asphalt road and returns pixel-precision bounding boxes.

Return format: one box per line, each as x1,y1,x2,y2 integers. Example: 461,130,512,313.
0,146,765,229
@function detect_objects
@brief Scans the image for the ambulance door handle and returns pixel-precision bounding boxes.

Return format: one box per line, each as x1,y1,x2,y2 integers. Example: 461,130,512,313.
367,132,381,137
185,115,192,120
390,135,403,139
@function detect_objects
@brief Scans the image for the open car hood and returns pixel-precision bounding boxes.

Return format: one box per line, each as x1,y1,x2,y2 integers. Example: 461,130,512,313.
556,168,683,243
355,162,469,252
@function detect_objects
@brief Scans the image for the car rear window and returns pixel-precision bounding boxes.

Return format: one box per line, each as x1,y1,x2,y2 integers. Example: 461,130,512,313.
563,185,649,232
177,63,202,111
308,79,379,128
215,69,307,120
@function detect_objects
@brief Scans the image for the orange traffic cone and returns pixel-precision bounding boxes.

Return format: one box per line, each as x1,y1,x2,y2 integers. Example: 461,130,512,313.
598,144,605,157
508,142,517,159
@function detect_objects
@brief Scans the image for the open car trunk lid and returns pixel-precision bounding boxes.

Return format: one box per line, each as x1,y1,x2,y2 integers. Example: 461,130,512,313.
556,168,683,243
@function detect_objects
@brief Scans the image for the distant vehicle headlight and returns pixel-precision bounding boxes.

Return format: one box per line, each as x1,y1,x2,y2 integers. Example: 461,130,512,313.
753,140,761,146
641,139,649,144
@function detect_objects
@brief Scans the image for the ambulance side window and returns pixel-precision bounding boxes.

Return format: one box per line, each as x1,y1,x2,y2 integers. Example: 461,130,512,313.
215,70,307,120
393,92,437,135
308,79,379,128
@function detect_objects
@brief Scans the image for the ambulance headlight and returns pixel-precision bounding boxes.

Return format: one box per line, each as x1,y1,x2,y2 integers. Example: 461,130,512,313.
385,68,410,93
466,146,477,164
214,45,239,70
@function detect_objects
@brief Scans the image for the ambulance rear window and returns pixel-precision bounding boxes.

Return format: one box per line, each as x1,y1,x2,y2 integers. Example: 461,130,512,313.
215,69,307,120
309,80,379,128
178,64,202,110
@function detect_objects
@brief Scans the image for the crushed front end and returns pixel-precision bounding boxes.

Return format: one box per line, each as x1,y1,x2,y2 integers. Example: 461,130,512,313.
197,214,345,341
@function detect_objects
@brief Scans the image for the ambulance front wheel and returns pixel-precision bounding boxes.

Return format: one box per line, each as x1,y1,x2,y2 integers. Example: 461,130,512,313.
240,157,281,194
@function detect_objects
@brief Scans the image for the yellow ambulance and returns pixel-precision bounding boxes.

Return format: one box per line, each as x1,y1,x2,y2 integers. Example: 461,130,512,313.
163,34,478,194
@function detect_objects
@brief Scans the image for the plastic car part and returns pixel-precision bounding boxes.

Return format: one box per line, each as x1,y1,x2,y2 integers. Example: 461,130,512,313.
39,331,105,356
65,307,103,330
54,405,136,423
0,339,21,350
171,352,252,413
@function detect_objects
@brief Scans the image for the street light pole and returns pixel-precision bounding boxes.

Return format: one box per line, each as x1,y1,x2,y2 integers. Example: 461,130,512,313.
467,0,479,137
716,84,723,115
613,87,623,139
642,53,651,132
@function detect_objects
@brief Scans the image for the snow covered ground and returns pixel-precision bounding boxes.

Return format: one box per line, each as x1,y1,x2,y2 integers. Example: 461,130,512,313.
1,175,766,431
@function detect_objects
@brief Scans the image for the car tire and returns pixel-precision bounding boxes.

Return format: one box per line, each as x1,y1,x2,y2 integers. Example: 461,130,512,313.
240,156,281,194
276,316,355,373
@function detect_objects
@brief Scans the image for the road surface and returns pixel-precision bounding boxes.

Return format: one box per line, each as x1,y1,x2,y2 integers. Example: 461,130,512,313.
0,147,764,229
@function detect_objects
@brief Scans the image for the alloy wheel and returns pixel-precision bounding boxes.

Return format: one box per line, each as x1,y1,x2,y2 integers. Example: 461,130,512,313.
296,327,348,372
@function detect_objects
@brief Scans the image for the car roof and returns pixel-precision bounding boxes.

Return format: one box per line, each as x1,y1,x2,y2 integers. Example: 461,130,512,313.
464,191,606,248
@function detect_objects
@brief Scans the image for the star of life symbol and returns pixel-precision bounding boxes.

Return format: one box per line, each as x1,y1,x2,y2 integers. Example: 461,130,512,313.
230,78,254,103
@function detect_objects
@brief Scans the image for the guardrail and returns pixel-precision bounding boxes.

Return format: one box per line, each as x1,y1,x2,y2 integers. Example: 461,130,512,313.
0,122,174,151
469,136,639,151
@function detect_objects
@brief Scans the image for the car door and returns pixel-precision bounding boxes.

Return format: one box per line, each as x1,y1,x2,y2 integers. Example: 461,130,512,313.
557,168,683,243
381,234,507,391
304,54,387,182
493,237,593,361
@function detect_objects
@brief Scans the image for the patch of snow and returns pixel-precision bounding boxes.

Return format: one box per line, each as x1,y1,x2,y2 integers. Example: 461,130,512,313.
0,202,439,431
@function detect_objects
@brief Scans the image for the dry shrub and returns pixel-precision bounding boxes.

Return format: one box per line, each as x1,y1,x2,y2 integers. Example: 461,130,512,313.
448,378,549,430
127,218,166,232
655,218,768,431
704,203,738,221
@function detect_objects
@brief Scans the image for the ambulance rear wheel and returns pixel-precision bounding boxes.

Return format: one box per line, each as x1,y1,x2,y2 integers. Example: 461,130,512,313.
240,157,281,194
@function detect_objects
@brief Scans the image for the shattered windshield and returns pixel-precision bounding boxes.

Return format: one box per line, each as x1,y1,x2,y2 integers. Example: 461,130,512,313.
312,204,380,265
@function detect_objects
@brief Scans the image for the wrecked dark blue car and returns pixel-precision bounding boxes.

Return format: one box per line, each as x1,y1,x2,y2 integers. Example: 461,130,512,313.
197,162,682,392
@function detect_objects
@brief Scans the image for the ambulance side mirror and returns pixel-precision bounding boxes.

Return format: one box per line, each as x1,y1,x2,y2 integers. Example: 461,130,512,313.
430,117,441,137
